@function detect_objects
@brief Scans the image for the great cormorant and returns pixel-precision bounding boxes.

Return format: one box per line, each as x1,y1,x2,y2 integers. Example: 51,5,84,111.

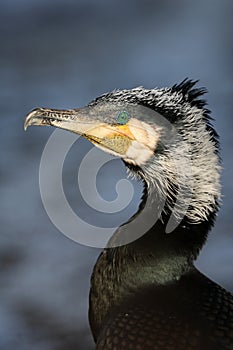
25,80,233,349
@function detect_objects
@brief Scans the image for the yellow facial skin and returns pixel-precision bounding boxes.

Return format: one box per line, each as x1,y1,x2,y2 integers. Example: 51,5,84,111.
85,124,136,155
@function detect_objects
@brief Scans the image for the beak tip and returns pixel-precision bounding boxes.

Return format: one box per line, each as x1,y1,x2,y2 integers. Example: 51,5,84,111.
24,108,43,131
24,113,32,131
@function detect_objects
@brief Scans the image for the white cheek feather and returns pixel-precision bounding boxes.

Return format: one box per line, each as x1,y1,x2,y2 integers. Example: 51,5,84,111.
124,118,161,165
125,141,154,165
129,118,160,151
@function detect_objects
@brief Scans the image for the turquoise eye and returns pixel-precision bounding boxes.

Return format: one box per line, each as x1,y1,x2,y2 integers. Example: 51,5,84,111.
116,111,130,125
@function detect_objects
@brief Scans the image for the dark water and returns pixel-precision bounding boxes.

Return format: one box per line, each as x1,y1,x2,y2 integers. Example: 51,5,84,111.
0,1,233,349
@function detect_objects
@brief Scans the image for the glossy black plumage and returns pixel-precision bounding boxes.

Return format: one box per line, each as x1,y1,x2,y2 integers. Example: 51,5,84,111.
91,251,233,350
97,274,232,350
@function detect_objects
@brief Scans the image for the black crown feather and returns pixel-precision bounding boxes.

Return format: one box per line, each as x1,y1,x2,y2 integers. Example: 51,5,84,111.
172,79,219,150
171,78,208,110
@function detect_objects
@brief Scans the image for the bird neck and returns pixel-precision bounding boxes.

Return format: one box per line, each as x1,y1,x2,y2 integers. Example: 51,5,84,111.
106,226,194,287
89,182,212,339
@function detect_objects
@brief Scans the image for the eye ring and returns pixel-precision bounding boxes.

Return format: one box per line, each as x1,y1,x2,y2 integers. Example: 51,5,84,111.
116,111,130,125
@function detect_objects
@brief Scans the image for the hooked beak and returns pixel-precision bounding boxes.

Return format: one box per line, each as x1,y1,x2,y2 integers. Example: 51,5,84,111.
24,107,136,157
24,107,107,137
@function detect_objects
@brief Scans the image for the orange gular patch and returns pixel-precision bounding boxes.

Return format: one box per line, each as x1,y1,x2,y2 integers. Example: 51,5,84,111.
112,124,136,140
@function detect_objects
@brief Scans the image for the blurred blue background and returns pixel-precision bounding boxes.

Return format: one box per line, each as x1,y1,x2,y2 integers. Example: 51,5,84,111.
1,0,232,349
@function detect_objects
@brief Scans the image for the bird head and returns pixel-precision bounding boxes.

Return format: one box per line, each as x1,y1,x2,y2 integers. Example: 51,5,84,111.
24,80,221,231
